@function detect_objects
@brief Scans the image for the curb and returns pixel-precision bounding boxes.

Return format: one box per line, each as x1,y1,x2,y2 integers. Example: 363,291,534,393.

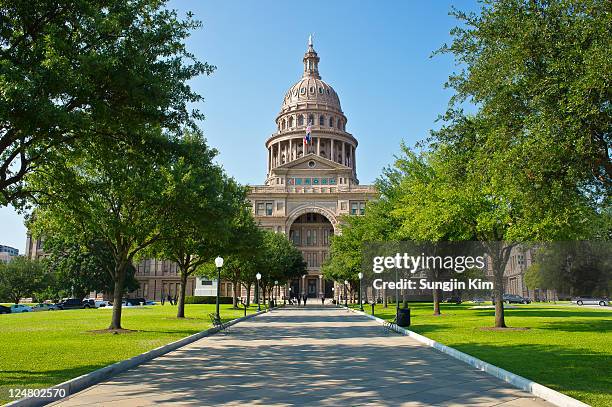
5,309,268,407
344,307,590,407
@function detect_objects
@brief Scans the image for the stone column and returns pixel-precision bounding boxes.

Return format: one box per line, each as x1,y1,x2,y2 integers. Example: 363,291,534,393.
317,137,320,156
289,138,292,161
342,142,346,166
330,139,335,162
276,142,281,167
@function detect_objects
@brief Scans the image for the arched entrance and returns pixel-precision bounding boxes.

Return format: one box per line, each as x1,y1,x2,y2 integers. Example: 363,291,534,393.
286,208,337,299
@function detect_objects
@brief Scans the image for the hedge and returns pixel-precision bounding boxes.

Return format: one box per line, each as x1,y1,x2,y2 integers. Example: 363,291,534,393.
184,296,233,304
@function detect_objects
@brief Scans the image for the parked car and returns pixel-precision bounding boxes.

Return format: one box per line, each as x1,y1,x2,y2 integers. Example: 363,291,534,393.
572,297,610,306
505,294,531,304
471,298,486,304
123,298,146,306
9,304,32,313
444,296,462,304
31,303,58,311
56,298,85,310
82,299,110,309
492,294,531,304
0,305,11,314
145,300,156,306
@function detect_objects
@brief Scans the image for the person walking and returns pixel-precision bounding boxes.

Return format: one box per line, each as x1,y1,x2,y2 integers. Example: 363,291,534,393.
167,294,173,305
161,294,165,306
303,294,307,306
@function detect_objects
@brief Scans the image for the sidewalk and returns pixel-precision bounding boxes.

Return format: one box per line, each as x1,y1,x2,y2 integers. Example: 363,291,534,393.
52,307,553,406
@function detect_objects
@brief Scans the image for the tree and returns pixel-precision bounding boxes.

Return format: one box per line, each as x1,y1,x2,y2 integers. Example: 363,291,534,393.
28,135,171,330
0,0,213,205
148,134,244,318
259,230,306,303
430,0,610,326
0,256,46,303
40,235,139,301
439,0,611,197
218,208,263,308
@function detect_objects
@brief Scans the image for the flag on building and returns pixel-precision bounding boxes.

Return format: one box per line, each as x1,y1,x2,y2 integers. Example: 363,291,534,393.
304,125,311,145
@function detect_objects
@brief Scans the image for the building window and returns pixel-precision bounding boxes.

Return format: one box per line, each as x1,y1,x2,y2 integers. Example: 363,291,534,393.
341,201,347,210
266,202,273,216
257,202,265,216
308,114,314,124
319,115,324,125
289,117,294,127
350,201,366,215
298,115,304,126
329,117,334,127
290,229,301,245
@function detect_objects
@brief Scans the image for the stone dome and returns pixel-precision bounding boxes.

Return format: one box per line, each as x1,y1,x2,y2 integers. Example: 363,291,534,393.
280,37,342,114
282,78,341,112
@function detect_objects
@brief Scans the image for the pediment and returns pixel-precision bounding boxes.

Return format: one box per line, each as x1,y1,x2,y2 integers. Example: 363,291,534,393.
276,153,349,171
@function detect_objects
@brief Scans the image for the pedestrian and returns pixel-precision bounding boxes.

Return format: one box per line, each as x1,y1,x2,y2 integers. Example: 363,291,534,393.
161,294,165,306
321,295,325,306
173,294,178,305
303,294,307,306
167,294,173,305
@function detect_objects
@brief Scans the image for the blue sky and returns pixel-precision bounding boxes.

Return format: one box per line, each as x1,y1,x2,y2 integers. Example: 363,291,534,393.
0,0,481,253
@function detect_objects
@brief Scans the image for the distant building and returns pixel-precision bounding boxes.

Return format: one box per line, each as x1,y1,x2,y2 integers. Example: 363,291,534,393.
247,38,377,299
0,245,19,263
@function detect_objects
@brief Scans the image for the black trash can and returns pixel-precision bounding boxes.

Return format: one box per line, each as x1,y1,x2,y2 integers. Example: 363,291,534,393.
397,308,411,327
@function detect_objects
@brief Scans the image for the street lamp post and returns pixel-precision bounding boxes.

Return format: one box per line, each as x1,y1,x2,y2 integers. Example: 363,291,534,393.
256,272,262,311
214,257,224,320
344,280,348,308
395,266,400,318
358,272,364,311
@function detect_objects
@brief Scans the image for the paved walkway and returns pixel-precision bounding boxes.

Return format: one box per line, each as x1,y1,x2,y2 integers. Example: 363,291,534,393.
53,307,553,406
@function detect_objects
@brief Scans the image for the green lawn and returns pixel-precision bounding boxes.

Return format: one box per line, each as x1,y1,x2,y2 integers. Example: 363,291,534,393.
359,302,611,406
0,304,256,404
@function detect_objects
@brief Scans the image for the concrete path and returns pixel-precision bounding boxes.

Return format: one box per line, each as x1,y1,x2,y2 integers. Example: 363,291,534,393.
53,307,553,406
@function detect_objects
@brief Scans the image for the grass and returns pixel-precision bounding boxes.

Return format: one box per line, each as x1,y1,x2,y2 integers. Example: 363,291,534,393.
0,304,256,404
358,302,612,406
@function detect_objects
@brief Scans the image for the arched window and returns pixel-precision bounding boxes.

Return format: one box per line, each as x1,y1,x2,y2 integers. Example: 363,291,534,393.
329,117,334,127
343,121,346,131
319,115,324,126
308,114,314,125
337,119,342,129
298,115,304,126
289,116,294,127
282,119,286,130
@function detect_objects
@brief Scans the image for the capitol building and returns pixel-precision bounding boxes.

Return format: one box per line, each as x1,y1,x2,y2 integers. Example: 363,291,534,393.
247,38,377,299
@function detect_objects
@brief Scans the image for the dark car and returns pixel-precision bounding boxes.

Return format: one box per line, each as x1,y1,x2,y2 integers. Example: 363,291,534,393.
444,296,462,304
493,294,531,304
0,305,10,314
123,298,146,306
56,298,84,310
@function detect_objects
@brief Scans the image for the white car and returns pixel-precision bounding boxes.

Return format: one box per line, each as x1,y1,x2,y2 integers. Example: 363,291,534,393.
573,297,610,306
31,303,58,311
10,304,32,313
83,299,111,308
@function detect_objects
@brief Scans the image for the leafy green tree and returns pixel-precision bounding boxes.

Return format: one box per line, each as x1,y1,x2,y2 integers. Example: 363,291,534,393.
0,256,46,303
0,0,213,205
148,134,244,318
28,135,171,330
40,235,139,301
438,0,611,197
259,230,306,303
218,208,264,308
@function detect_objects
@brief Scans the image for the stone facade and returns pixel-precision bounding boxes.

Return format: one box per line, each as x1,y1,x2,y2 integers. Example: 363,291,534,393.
248,38,377,299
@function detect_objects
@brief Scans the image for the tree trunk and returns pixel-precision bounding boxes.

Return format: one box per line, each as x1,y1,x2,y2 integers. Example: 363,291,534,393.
177,271,188,318
383,286,388,308
233,280,240,309
109,263,126,330
433,288,441,315
493,263,506,328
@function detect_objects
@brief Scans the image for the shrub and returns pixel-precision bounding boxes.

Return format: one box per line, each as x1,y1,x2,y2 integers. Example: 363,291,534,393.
184,296,233,304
